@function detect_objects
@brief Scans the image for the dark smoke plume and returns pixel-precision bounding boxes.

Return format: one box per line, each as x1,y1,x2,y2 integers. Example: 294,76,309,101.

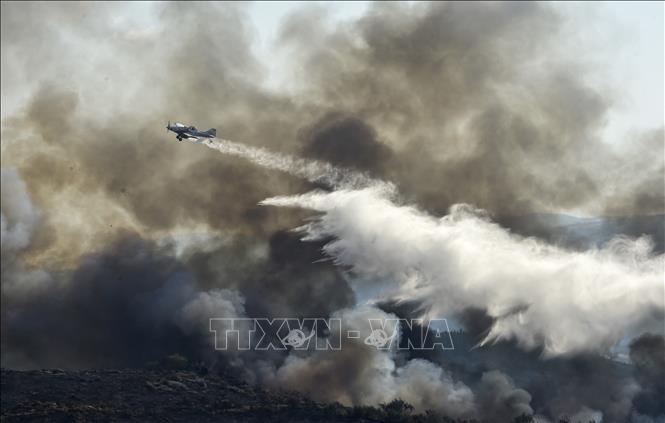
2,2,663,421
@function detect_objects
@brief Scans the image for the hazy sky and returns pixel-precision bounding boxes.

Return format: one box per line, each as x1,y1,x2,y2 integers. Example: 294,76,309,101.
1,1,663,145
246,1,664,146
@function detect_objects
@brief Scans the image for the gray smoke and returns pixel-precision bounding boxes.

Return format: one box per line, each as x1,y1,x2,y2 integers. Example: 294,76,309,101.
629,333,665,420
2,2,663,421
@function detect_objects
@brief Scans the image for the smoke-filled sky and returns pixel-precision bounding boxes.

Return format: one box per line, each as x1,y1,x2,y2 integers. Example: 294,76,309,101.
1,2,664,422
248,1,665,146
4,1,662,152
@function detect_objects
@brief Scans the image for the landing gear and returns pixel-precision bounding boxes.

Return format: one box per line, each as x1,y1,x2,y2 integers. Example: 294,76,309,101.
177,136,182,142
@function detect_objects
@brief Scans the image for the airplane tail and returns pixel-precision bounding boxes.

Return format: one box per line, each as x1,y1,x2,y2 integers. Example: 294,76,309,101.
207,128,217,137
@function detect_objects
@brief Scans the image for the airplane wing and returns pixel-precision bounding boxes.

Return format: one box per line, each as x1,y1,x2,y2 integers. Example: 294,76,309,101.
181,132,200,139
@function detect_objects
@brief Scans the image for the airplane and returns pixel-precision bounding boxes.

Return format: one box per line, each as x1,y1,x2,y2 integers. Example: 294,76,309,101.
166,121,216,141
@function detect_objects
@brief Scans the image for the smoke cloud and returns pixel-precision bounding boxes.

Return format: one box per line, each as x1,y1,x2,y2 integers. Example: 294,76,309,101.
263,188,664,356
2,1,663,421
187,137,392,191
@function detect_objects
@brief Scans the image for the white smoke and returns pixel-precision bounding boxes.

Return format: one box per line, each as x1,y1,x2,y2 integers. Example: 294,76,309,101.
261,187,664,356
1,168,41,253
1,168,52,300
264,305,537,418
188,138,394,192
267,305,478,416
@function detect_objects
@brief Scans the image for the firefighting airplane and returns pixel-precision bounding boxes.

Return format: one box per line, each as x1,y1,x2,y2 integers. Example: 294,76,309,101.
166,121,216,141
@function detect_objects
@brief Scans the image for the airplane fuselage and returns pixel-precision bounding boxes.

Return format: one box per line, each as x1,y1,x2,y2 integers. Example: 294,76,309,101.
167,122,216,141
